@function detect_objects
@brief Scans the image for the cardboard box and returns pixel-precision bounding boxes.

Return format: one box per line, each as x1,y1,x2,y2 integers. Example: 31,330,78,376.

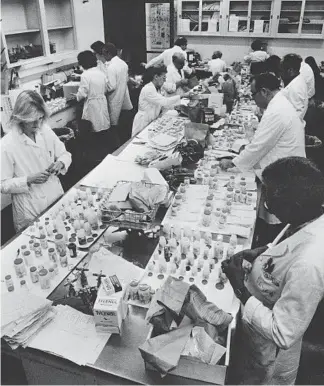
93,286,128,335
143,319,235,385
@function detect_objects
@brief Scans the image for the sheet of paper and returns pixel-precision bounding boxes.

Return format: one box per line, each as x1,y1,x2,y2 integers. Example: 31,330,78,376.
81,155,144,189
253,19,264,33
229,15,239,32
28,305,111,366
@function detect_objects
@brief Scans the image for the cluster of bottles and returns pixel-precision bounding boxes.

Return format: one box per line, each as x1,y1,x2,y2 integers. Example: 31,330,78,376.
145,224,238,288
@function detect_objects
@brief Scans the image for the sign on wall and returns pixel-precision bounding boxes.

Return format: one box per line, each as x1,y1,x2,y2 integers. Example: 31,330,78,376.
146,3,171,52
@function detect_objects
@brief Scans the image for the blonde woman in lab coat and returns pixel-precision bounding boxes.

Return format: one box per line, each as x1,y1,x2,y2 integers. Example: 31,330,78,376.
132,65,184,137
1,91,72,231
75,50,110,133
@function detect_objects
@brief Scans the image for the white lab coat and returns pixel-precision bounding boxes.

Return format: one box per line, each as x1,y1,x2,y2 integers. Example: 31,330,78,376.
300,61,315,99
106,56,133,126
131,82,181,137
163,63,186,97
282,74,309,121
233,91,306,172
145,45,192,75
239,214,324,384
208,58,227,76
1,124,72,231
76,67,110,132
244,50,269,63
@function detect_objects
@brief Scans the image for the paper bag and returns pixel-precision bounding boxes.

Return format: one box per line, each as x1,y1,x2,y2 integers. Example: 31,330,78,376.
139,316,193,376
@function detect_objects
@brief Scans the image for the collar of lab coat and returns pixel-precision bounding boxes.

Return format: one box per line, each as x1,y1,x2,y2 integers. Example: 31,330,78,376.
13,124,45,148
262,214,324,258
169,63,184,77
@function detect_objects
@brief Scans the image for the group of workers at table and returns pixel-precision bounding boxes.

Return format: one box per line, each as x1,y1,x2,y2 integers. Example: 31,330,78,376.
1,36,324,385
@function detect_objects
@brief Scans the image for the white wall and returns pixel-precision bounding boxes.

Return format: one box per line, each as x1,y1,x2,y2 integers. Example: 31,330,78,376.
186,36,324,64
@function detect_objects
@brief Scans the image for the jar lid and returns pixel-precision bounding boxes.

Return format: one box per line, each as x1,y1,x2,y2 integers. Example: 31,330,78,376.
39,269,48,276
48,248,55,252
235,190,240,193
23,250,31,255
34,243,40,247
14,258,23,265
59,251,66,256
21,245,27,249
138,284,149,291
49,268,54,272
204,209,211,215
20,280,26,285
55,234,63,240
40,235,46,239
5,275,11,280
45,222,49,225
8,286,14,292
30,266,37,272
227,187,234,192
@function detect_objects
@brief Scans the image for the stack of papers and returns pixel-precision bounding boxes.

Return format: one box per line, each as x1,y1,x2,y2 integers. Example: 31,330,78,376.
28,305,111,366
149,133,179,151
1,292,55,349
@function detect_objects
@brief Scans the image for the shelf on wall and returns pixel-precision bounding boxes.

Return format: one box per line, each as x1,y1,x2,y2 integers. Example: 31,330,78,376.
47,25,74,31
5,29,40,36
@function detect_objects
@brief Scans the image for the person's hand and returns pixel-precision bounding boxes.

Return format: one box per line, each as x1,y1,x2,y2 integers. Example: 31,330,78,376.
221,255,245,291
233,246,268,264
181,92,191,99
180,78,189,86
47,161,64,175
220,158,235,170
70,93,77,100
27,171,51,185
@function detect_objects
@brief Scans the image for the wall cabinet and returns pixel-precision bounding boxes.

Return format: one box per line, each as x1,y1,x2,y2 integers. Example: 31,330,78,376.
1,0,76,68
177,0,324,38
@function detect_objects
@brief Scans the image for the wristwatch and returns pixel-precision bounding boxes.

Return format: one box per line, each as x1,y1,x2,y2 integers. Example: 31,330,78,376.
234,287,245,299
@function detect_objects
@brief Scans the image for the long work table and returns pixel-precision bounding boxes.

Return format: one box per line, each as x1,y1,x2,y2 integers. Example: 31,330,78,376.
1,107,260,385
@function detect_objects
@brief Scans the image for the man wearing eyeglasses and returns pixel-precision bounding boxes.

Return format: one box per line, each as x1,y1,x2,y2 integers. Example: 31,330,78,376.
220,73,306,243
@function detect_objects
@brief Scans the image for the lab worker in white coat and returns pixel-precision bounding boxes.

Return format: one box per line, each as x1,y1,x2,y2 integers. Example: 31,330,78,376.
163,53,190,97
75,50,110,132
300,60,315,99
1,91,71,231
222,156,324,385
220,73,305,174
281,54,309,122
102,43,133,126
132,65,183,137
208,51,227,76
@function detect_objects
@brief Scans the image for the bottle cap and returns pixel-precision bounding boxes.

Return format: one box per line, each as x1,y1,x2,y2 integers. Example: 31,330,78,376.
39,269,48,277
30,266,37,272
14,258,23,265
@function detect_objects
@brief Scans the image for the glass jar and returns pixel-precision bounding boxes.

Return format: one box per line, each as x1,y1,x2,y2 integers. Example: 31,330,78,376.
240,182,247,194
138,284,151,304
40,235,48,250
88,210,99,230
205,202,213,212
196,171,203,185
28,239,35,251
226,187,234,201
77,229,87,245
240,193,247,204
39,225,46,237
48,267,55,280
14,258,26,278
193,240,201,256
68,243,77,258
179,183,186,195
202,209,212,227
45,222,53,237
39,269,50,290
84,221,92,236
54,234,66,255
128,280,139,301
59,250,68,268
48,248,58,263
52,263,59,276
23,250,33,267
171,203,178,217
20,244,28,254
226,201,232,214
20,280,28,291
175,193,182,206
229,176,235,188
30,266,39,283
181,237,190,254
34,243,43,258
202,262,210,279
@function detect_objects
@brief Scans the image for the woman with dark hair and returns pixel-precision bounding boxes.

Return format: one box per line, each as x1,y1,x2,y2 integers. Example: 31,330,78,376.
74,50,110,133
131,65,184,136
244,40,269,75
305,56,324,101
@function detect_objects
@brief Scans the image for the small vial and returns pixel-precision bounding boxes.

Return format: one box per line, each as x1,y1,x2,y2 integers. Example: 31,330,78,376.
202,209,212,227
30,266,39,283
68,243,77,258
39,225,46,237
20,280,28,291
77,229,86,246
40,235,48,249
193,240,201,256
53,263,59,276
187,251,195,266
240,182,247,194
59,250,68,268
229,176,235,188
20,244,28,254
246,192,253,205
48,267,55,280
48,248,58,263
5,275,14,290
33,242,43,258
28,239,35,251
234,189,241,202
202,262,210,279
168,237,177,252
39,269,50,290
171,203,178,217
181,237,190,254
196,171,203,185
84,221,92,236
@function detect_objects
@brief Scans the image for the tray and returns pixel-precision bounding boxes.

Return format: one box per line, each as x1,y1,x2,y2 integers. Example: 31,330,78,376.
23,187,111,250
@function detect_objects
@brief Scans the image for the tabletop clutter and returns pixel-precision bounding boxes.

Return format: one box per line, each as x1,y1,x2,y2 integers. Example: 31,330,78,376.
2,66,260,378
